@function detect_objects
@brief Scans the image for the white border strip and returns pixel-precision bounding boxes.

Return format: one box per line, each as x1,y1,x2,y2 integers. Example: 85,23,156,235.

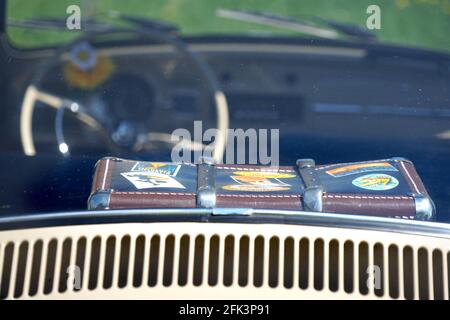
400,161,420,194
101,158,110,190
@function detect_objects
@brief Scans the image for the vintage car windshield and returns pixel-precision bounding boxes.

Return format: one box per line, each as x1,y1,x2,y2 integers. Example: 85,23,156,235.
1,0,450,224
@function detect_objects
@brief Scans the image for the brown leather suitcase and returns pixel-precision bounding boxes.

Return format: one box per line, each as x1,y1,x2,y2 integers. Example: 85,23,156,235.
88,157,435,220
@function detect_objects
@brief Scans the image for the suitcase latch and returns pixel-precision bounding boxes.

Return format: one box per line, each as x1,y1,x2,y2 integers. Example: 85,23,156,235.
197,156,216,208
296,158,325,212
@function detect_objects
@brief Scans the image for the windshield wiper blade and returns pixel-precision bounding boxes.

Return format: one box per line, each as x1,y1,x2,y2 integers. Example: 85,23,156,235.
311,16,376,41
216,8,375,41
216,8,338,39
107,11,179,34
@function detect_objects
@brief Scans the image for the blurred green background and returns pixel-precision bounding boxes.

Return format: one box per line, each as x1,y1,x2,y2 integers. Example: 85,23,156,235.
6,0,450,52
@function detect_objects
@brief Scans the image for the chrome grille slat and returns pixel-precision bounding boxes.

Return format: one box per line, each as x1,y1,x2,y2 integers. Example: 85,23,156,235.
141,236,151,287
353,241,358,295
111,237,120,288
428,250,434,300
67,238,76,291
398,246,404,299
338,241,344,293
277,237,284,289
292,237,299,288
382,244,388,298
7,242,18,299
0,243,4,298
323,239,329,291
217,235,224,287
247,235,254,288
81,238,91,290
262,237,269,288
308,239,314,290
22,241,34,296
232,236,239,286
38,240,48,296
51,239,61,294
367,242,374,296
156,235,166,286
171,235,179,287
0,222,449,299
443,251,449,300
97,237,106,290
185,235,193,286
200,235,209,286
127,235,136,288
413,248,419,300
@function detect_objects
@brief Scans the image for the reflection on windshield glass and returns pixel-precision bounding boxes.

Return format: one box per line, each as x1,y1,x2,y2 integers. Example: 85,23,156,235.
6,0,450,52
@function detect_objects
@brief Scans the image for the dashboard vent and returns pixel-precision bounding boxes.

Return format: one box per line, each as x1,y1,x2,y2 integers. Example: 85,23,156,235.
0,222,449,299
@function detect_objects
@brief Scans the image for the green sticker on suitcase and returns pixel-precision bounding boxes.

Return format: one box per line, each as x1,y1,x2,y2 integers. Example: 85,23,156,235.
352,174,399,191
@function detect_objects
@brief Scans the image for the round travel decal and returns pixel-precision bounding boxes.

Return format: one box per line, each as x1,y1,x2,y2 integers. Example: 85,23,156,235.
352,174,399,191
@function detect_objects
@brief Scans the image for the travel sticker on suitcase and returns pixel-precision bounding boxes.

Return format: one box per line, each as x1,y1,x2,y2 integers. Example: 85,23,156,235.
120,171,185,190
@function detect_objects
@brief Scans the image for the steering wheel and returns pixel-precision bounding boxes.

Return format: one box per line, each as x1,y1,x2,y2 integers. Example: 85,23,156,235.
20,27,229,163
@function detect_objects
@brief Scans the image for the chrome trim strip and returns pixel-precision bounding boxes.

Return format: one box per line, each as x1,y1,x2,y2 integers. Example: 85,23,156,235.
9,43,367,60
212,208,253,216
0,208,449,238
312,103,450,118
